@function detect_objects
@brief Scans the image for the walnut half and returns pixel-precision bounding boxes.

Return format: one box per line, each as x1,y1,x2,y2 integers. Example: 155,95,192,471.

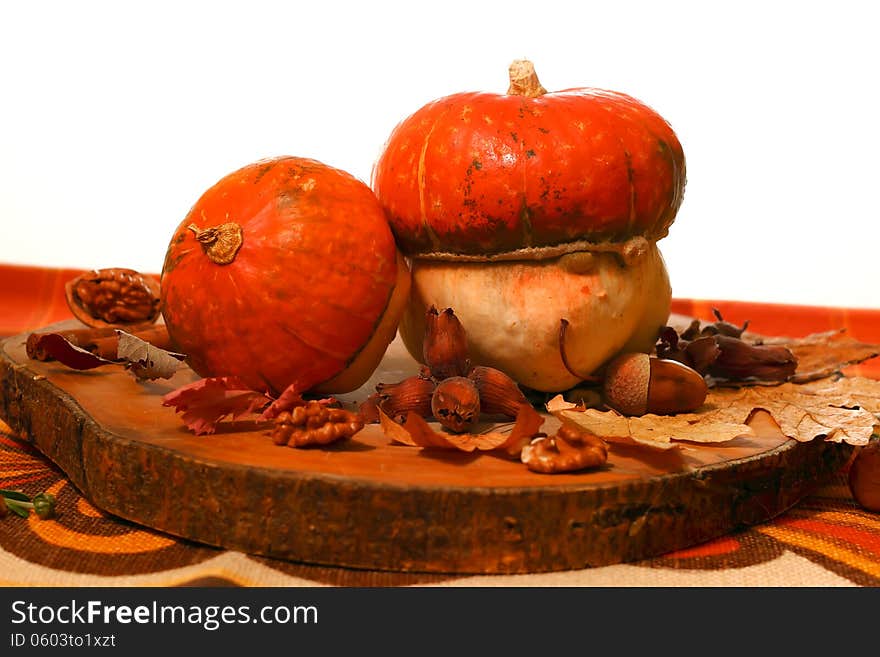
271,401,364,447
65,268,161,328
521,424,608,474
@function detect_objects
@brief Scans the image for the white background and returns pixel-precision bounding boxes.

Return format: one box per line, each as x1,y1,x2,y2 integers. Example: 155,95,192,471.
1,0,877,308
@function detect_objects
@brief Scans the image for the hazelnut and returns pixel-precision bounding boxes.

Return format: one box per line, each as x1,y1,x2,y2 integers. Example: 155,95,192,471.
848,442,880,512
375,375,436,423
431,376,481,433
603,352,708,416
423,306,470,380
467,365,528,417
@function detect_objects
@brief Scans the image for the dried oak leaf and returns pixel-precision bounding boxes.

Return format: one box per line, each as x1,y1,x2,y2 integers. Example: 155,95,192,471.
764,329,880,383
547,395,753,451
116,330,186,380
162,376,273,435
381,403,544,456
548,376,880,450
706,377,880,445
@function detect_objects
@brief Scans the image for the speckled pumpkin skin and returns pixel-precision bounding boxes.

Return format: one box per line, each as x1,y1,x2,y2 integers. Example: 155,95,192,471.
399,245,672,392
371,85,686,257
161,156,405,396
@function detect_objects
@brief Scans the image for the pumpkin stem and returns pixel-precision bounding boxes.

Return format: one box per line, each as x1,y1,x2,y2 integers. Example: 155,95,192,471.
507,59,547,98
187,222,243,265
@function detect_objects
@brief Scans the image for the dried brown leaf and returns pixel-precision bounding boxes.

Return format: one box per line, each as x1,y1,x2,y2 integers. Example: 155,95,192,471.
550,403,754,451
393,411,509,452
495,403,546,458
805,375,880,412
380,403,544,455
554,376,879,450
115,330,186,380
379,409,445,448
774,330,880,383
549,393,752,449
705,377,880,445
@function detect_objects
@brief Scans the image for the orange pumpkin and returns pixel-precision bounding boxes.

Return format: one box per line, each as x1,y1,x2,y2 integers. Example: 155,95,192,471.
372,60,685,258
160,156,411,396
371,61,685,392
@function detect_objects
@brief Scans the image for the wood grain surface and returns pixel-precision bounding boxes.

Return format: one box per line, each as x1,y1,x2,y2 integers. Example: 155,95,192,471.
0,321,853,574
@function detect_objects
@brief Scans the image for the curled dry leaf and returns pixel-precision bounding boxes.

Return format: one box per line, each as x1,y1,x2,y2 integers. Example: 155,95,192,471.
25,326,184,381
380,403,544,457
162,376,273,435
27,324,174,363
27,333,115,371
115,330,186,380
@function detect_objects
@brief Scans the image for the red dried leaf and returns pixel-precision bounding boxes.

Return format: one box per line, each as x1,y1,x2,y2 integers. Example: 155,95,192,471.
28,333,114,370
162,376,272,435
261,382,307,420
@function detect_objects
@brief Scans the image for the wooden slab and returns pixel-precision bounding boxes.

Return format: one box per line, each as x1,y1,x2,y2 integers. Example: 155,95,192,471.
0,322,853,574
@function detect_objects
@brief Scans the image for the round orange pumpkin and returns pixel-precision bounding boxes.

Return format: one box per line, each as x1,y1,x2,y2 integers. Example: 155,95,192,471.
160,156,411,397
372,61,686,392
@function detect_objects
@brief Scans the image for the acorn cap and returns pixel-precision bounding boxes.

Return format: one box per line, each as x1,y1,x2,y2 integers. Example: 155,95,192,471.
603,353,650,416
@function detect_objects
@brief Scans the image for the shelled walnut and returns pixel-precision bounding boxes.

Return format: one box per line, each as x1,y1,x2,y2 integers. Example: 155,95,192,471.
271,401,363,447
521,425,608,474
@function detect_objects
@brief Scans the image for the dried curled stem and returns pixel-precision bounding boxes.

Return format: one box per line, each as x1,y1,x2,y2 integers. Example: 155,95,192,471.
188,222,243,265
507,59,548,98
558,318,602,384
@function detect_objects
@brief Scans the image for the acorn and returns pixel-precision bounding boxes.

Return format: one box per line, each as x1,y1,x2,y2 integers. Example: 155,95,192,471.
848,441,880,512
603,352,708,416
